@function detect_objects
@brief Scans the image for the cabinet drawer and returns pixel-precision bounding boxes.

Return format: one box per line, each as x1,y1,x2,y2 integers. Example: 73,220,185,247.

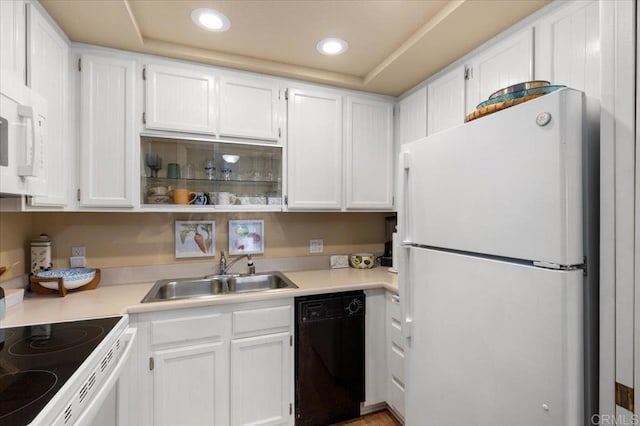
388,377,405,418
151,313,229,346
389,315,404,350
389,342,405,385
387,292,401,321
232,305,291,336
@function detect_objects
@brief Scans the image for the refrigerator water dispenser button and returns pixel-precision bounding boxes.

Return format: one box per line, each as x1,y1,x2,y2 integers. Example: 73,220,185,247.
536,112,552,126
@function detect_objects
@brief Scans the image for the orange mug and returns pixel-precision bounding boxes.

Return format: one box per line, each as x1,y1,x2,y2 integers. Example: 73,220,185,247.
172,189,195,205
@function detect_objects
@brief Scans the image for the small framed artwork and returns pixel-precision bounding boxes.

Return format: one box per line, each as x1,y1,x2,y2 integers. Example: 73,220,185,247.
175,221,215,258
229,220,264,255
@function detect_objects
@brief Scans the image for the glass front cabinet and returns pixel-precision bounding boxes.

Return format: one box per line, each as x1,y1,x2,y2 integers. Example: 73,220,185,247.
140,136,282,210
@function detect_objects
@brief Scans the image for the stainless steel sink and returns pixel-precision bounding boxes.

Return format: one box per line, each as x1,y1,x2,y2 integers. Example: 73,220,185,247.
141,272,298,303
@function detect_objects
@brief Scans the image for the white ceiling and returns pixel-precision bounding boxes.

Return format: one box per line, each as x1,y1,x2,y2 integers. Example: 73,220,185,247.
40,0,549,96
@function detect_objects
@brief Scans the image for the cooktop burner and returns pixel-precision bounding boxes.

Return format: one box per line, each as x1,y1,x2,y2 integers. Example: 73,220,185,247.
0,371,58,419
9,324,105,356
0,316,121,425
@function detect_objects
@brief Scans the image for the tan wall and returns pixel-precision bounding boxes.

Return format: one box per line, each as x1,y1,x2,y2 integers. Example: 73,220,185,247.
0,212,33,281
27,212,388,269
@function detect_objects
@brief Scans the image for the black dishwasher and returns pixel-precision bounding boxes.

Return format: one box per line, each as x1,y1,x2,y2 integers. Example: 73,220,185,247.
295,291,365,425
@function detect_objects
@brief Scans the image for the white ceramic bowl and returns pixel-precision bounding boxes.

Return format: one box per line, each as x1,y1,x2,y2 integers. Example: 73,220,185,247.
35,268,97,290
349,253,375,269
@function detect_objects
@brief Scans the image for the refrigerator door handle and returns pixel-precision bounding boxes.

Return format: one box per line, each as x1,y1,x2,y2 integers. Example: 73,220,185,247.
398,150,412,244
398,245,413,343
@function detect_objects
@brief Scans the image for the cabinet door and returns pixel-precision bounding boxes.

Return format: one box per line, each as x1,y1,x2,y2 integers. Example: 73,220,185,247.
145,63,216,134
79,54,136,207
219,75,281,141
28,4,69,206
230,333,291,426
287,88,342,210
154,342,229,426
397,86,426,146
345,97,394,210
427,66,465,135
0,0,26,86
465,28,533,114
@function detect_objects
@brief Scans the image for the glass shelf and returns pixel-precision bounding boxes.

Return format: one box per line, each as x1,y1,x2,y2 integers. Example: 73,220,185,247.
140,136,283,208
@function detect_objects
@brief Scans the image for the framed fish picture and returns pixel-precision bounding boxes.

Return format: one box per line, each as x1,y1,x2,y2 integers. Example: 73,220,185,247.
175,220,215,258
229,220,264,255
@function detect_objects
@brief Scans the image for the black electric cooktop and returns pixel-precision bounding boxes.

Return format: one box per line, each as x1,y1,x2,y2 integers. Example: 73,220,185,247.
0,316,121,425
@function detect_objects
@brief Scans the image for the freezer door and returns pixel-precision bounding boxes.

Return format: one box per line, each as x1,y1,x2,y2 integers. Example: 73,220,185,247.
399,88,584,266
403,247,583,426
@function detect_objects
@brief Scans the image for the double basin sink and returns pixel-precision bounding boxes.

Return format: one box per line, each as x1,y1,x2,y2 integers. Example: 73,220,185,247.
141,271,298,303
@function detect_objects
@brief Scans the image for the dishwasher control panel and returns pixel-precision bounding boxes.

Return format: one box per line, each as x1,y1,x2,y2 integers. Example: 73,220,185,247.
297,291,365,322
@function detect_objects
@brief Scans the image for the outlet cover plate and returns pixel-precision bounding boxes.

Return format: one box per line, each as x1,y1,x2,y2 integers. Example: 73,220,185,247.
71,246,86,257
69,256,86,268
309,239,323,254
330,255,349,269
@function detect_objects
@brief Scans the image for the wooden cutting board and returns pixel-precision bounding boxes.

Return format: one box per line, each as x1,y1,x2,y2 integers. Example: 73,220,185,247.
465,93,544,123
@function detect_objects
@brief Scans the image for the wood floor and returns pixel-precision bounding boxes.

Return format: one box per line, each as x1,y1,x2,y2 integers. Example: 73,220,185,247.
337,410,402,426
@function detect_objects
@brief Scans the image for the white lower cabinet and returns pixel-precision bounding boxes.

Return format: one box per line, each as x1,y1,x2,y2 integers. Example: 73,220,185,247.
130,300,294,426
385,291,405,420
231,333,291,425
153,342,229,426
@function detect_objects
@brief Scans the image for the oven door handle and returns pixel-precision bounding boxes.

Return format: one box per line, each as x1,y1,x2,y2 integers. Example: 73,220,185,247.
75,327,137,426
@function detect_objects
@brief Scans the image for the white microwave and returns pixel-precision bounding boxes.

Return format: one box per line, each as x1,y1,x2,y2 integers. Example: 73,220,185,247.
0,73,47,196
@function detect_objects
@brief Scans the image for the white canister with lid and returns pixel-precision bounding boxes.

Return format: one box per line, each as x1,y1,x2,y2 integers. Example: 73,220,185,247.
30,234,52,273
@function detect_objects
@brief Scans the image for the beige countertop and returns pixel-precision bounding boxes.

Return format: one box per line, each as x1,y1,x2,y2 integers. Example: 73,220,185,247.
1,267,398,327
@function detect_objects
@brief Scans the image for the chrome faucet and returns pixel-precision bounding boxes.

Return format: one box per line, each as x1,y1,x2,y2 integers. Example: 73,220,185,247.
219,251,255,275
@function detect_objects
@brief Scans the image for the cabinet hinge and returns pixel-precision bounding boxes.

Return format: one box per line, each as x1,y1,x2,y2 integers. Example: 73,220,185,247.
278,90,281,101
278,128,282,138
142,112,146,124
284,195,288,206
78,58,81,72
616,382,634,412
76,188,80,202
149,357,154,371
289,335,293,346
464,66,472,80
142,67,146,80
285,89,289,101
289,403,292,415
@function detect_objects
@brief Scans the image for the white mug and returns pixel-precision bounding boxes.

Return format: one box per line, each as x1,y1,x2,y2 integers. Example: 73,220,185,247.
217,192,236,205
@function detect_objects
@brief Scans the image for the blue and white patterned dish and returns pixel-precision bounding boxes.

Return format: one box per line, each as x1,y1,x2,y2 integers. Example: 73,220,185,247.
476,85,566,110
35,268,96,290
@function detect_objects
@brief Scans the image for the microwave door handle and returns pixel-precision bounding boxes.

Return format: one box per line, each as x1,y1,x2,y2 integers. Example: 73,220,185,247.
74,328,137,426
16,104,37,178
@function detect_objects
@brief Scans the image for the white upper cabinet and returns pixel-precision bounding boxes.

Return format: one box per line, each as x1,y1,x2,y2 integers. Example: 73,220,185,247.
144,63,216,134
465,28,534,114
286,88,342,210
534,0,600,99
219,74,281,142
345,96,394,210
427,66,465,135
79,53,136,207
397,86,427,145
0,0,26,86
27,4,69,207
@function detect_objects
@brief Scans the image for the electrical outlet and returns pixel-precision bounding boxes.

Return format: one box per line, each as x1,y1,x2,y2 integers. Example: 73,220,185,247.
70,256,86,268
71,246,86,257
330,255,349,269
309,239,323,254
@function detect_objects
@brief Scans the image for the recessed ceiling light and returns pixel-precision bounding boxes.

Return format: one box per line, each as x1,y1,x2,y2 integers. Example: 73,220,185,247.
316,38,348,55
191,8,230,32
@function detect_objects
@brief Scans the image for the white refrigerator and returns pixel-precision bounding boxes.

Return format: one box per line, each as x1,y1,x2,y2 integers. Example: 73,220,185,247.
397,88,598,426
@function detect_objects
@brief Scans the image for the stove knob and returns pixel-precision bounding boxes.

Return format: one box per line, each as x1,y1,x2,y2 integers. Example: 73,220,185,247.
346,299,363,315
